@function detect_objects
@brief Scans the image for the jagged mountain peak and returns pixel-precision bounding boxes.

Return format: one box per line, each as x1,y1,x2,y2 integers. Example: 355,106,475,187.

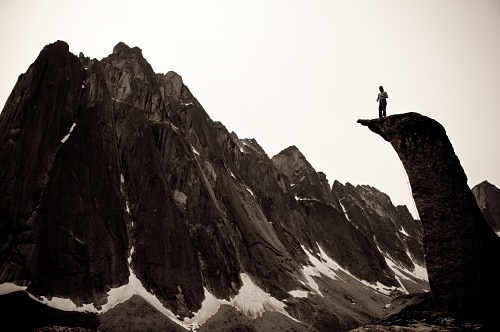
234,137,267,157
278,144,302,155
272,145,313,179
45,39,70,50
0,41,432,331
475,179,495,189
112,41,142,55
100,41,173,120
161,70,183,82
472,180,500,234
357,184,393,205
271,145,338,206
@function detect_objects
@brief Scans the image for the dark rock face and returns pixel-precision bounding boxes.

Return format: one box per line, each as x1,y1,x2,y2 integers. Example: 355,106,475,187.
0,41,130,306
0,41,428,331
273,146,426,292
472,180,500,234
0,291,100,332
358,113,500,329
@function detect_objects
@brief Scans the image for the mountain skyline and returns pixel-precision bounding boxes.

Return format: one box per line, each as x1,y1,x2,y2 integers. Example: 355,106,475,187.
0,40,429,331
0,37,498,331
1,0,500,218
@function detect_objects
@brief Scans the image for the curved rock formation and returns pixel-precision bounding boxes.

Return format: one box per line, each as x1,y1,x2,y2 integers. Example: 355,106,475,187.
358,112,500,328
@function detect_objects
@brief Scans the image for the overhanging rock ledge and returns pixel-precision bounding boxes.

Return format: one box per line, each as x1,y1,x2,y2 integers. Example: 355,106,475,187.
358,112,500,329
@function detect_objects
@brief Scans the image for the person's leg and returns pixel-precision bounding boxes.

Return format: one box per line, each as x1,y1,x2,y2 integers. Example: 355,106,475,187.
379,103,383,117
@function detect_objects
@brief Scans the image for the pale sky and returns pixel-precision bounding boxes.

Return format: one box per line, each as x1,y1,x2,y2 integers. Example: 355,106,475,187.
1,0,499,218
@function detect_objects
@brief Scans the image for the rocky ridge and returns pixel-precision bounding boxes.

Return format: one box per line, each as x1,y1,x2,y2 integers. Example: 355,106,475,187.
0,41,428,331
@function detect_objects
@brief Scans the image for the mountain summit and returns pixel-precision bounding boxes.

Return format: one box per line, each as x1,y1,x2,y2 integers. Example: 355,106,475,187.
0,41,459,332
472,180,500,235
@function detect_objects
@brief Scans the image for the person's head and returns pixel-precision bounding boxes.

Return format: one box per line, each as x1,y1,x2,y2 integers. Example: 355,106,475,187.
379,86,384,92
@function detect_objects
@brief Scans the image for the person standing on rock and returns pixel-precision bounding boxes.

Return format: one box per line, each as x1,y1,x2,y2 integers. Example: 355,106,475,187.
376,86,388,117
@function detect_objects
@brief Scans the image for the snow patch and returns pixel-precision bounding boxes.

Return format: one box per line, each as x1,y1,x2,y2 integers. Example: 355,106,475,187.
295,245,342,296
380,247,428,282
183,288,229,329
120,174,131,214
13,247,192,329
296,244,402,297
184,273,298,327
61,123,77,143
245,187,255,197
237,140,249,153
412,260,428,281
111,97,132,106
300,264,323,295
192,146,200,156
0,282,26,295
294,196,321,203
379,248,428,295
368,281,399,296
384,256,410,294
339,201,351,222
0,265,298,329
231,273,294,320
288,290,309,298
399,227,410,236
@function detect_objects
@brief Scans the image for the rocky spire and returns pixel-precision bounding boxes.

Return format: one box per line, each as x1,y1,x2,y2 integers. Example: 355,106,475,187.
358,112,500,329
472,180,500,234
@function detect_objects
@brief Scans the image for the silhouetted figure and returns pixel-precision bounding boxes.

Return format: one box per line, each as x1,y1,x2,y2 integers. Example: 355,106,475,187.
377,86,388,117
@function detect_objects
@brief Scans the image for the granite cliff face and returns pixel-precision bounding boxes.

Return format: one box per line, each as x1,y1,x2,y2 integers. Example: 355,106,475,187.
0,41,428,331
473,180,500,235
272,146,425,294
358,113,500,330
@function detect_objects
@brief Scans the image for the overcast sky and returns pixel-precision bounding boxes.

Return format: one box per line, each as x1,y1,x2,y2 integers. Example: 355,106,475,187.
1,0,499,218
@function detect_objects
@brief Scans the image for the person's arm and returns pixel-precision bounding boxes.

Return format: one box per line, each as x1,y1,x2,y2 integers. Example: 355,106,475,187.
376,94,379,102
